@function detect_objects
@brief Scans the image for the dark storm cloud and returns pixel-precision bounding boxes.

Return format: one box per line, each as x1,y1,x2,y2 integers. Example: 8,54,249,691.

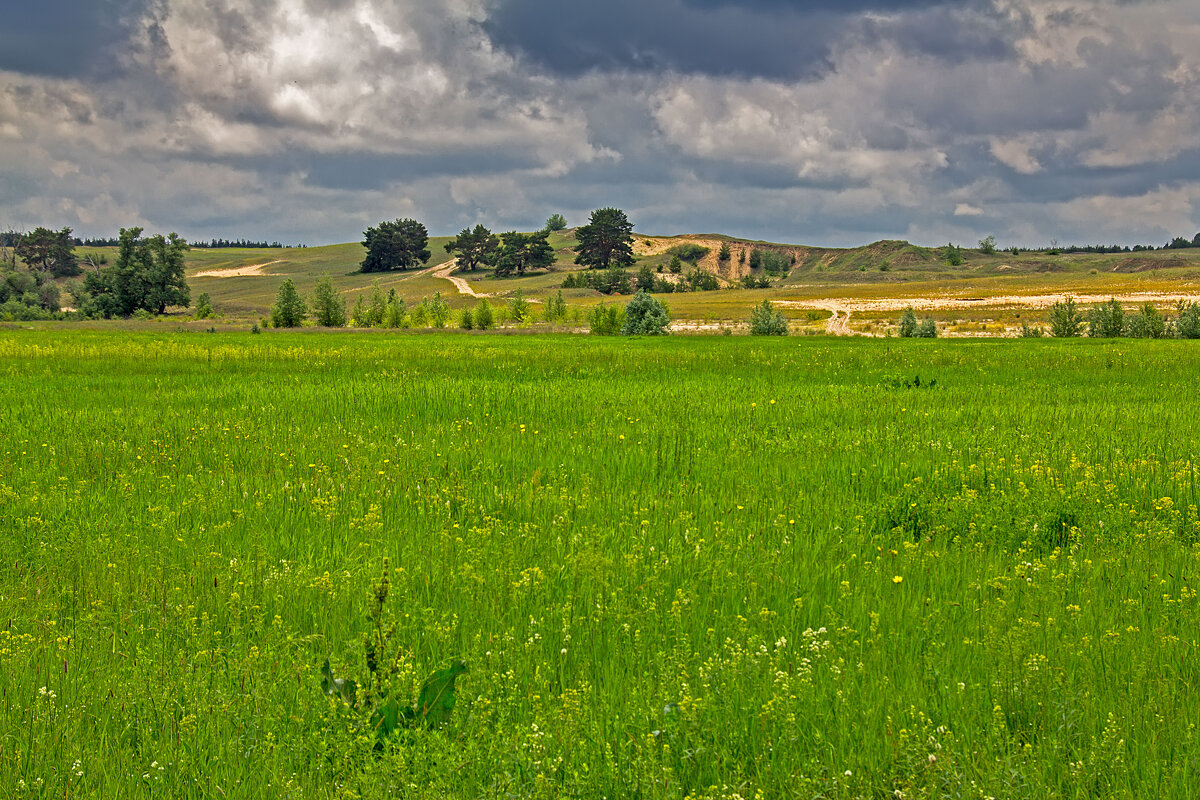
483,0,1004,80
0,0,159,78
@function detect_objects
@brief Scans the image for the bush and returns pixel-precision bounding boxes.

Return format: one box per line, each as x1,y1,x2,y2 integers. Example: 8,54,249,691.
898,308,918,338
718,242,731,262
944,244,964,266
687,269,719,291
1177,301,1200,339
1049,297,1084,337
310,274,347,327
636,265,656,292
270,278,307,328
915,319,938,338
748,249,791,276
507,289,530,324
1019,323,1044,338
979,235,997,255
383,297,406,328
621,290,671,335
474,299,494,330
459,307,474,330
1087,298,1125,338
428,292,451,328
669,243,710,263
543,290,567,322
749,300,788,336
588,303,623,335
668,255,682,274
193,292,215,320
1126,303,1166,339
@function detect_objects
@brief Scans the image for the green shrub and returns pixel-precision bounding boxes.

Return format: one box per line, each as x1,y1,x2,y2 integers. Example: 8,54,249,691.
1177,301,1200,338
898,308,918,338
621,290,671,335
669,243,710,262
749,300,788,336
543,290,567,322
588,303,623,335
474,299,494,330
1126,303,1166,339
310,275,347,327
748,249,790,275
1020,323,1044,338
1049,297,1084,337
1087,299,1125,338
270,278,307,327
193,292,215,320
687,269,719,291
507,289,530,323
915,319,938,338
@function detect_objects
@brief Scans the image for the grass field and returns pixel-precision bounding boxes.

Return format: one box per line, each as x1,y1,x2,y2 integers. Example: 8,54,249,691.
2,330,1199,798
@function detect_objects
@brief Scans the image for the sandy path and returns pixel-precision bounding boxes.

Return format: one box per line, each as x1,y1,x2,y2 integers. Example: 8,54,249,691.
194,260,282,278
432,259,494,297
781,290,1200,314
823,305,853,335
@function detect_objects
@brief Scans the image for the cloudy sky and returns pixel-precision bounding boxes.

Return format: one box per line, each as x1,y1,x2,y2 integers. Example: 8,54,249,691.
2,0,1199,247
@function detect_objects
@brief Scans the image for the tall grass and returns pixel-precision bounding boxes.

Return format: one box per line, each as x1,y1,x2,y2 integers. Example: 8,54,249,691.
1,331,1198,797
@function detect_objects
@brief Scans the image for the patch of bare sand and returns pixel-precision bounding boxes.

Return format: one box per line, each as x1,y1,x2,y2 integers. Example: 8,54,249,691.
195,260,282,278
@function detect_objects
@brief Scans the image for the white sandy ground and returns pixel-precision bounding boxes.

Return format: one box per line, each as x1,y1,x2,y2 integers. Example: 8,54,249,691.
194,260,282,278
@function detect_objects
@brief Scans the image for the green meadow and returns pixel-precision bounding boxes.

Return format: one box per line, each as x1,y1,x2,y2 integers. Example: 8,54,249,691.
2,330,1199,798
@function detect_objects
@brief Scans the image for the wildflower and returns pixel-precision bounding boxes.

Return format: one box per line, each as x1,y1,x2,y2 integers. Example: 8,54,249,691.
893,576,903,584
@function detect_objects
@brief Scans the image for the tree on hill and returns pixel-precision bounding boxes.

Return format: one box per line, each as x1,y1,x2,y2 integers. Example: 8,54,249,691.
360,219,430,273
493,230,555,277
77,227,190,318
16,226,79,277
444,225,499,271
270,278,307,327
544,213,568,232
574,208,634,270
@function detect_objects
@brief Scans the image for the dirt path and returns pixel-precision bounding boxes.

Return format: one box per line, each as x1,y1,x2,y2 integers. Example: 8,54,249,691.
823,305,853,335
432,259,494,298
194,260,282,278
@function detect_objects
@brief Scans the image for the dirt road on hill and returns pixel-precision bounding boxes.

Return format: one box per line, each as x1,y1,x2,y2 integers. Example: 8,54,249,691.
432,259,493,297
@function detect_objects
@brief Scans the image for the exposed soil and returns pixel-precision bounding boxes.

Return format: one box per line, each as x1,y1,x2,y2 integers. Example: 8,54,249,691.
194,260,282,278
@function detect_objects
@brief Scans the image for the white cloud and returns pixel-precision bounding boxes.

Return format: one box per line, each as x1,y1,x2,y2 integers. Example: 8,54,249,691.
954,203,983,217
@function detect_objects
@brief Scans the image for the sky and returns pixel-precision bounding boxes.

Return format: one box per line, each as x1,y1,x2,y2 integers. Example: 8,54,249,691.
1,0,1199,247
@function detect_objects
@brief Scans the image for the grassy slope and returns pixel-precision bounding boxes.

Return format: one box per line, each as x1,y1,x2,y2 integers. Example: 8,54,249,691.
71,233,1200,326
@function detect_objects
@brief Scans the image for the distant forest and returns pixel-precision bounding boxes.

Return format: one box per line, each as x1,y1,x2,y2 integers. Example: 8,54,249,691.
74,237,305,249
